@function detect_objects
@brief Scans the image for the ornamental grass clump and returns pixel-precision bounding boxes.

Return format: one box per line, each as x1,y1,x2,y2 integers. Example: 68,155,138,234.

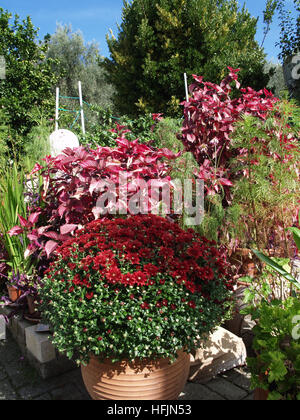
39,214,233,365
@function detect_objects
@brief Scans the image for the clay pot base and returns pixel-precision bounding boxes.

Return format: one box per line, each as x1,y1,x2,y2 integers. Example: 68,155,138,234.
81,351,191,400
24,312,41,324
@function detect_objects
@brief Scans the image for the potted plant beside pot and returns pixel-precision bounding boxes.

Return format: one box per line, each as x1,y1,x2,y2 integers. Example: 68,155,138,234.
6,271,23,303
16,272,43,322
0,163,41,315
223,99,299,338
244,297,300,400
241,223,300,400
0,270,43,325
229,100,299,260
39,214,234,400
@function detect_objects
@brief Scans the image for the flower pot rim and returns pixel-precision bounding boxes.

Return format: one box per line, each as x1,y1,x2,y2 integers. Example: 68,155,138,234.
6,283,20,289
86,349,187,366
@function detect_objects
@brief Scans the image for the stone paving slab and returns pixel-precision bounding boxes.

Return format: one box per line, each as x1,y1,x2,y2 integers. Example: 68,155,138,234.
0,331,253,401
205,377,248,400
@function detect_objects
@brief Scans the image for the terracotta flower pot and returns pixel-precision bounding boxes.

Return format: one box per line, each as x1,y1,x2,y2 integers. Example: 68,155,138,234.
81,350,190,400
254,387,269,401
26,295,38,315
229,248,259,278
6,285,22,302
254,372,269,400
224,285,249,337
25,295,41,323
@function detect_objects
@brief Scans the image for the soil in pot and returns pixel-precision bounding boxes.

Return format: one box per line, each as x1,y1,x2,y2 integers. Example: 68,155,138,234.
81,350,191,400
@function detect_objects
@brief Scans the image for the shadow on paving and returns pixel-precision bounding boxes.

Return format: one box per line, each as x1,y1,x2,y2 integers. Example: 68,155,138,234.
0,331,253,401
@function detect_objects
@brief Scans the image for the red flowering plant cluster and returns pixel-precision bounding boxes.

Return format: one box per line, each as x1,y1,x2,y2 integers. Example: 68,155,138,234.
179,67,278,205
38,215,233,365
9,127,180,266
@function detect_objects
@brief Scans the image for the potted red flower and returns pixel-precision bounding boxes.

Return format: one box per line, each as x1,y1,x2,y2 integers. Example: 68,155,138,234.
39,215,233,400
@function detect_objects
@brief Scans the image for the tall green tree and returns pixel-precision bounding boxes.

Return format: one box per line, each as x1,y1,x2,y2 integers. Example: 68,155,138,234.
265,62,287,98
46,24,114,109
0,8,58,135
102,0,271,117
276,0,300,61
262,0,300,101
276,0,300,102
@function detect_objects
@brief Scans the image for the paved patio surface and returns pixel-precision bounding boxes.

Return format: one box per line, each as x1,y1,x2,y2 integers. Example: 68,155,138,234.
0,331,253,401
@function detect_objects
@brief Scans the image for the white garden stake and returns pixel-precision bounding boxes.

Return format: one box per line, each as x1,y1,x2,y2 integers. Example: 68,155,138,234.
78,81,86,135
184,73,189,102
184,73,190,120
55,87,60,131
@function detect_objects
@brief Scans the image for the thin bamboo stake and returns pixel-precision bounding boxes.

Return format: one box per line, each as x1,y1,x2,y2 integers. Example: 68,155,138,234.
78,81,85,135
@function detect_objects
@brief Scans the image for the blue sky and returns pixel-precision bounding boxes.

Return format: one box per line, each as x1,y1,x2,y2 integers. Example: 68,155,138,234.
0,0,298,62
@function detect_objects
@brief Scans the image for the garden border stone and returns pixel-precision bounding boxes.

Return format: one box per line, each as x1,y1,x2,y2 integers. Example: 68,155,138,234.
0,307,76,379
0,316,5,340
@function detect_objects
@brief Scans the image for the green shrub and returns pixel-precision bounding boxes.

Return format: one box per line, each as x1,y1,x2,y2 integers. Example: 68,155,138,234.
244,297,300,400
21,113,51,172
0,110,9,173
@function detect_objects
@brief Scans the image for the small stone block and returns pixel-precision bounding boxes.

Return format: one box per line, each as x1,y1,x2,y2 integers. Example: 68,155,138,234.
16,319,32,352
10,315,22,341
25,325,56,364
0,316,6,340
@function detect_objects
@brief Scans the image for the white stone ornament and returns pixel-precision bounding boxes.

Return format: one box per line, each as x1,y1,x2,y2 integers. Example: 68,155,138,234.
188,327,247,383
49,129,79,157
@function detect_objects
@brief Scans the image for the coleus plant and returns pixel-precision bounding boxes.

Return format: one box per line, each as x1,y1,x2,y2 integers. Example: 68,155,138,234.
179,67,278,205
9,127,180,263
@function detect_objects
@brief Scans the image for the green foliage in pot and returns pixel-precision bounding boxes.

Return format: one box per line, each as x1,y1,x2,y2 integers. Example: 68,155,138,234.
243,297,300,400
241,218,300,400
0,163,35,275
39,215,233,365
248,218,300,302
229,99,299,252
